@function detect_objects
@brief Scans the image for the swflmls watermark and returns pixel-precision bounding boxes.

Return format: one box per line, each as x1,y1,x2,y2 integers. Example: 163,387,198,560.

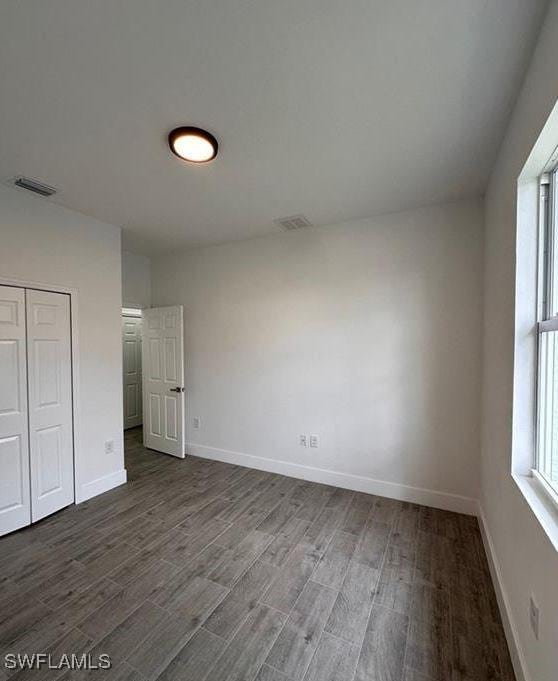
4,653,111,671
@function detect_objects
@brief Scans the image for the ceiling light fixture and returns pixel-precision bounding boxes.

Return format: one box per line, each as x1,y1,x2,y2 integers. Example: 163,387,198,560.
168,126,218,163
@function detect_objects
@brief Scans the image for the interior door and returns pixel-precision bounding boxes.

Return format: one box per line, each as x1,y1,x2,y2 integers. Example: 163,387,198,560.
0,286,31,535
26,289,74,522
122,314,143,429
142,306,185,458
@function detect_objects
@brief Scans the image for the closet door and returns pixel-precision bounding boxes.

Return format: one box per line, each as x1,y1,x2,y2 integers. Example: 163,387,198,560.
123,315,143,429
0,286,31,536
26,289,74,522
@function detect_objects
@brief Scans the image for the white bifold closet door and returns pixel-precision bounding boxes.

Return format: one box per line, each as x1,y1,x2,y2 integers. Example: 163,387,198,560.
0,287,31,535
26,289,74,522
0,285,74,536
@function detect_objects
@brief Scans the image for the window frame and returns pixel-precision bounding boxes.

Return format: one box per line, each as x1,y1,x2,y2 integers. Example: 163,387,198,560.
535,163,558,501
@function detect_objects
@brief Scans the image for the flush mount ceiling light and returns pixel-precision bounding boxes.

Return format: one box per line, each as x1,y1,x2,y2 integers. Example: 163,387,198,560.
168,126,218,163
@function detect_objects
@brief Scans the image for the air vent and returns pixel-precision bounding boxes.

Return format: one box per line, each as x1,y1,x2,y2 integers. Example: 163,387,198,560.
13,176,57,197
274,214,312,231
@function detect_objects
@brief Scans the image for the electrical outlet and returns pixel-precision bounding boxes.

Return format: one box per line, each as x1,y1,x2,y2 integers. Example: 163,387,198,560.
193,416,201,430
309,434,319,448
529,595,539,640
299,434,308,447
104,440,114,455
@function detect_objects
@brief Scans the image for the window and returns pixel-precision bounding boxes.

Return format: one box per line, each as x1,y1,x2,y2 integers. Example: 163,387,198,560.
537,164,558,499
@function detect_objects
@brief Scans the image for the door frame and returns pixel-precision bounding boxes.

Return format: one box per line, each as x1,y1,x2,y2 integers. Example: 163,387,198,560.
0,275,80,505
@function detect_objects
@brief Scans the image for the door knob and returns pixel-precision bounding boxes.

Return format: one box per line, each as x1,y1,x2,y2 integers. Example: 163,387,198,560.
169,387,184,393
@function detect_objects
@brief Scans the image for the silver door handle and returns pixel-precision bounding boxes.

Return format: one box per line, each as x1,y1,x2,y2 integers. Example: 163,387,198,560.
169,387,184,393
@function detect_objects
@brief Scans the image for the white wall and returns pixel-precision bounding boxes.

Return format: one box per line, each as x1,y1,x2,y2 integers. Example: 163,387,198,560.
122,250,151,308
481,3,558,681
0,185,125,501
152,199,484,512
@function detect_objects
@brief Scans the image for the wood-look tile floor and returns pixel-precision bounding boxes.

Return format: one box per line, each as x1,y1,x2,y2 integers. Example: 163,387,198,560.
0,428,515,681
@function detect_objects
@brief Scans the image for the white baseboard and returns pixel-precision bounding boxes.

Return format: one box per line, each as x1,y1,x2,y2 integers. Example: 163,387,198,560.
478,505,529,681
185,442,477,515
77,468,127,503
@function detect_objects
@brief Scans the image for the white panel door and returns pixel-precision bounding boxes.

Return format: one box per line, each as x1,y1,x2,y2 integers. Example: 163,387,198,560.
0,286,31,536
122,315,143,429
142,306,185,458
26,289,74,522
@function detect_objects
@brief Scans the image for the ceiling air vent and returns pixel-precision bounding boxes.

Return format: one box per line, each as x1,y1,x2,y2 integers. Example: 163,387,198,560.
274,214,312,231
13,176,57,197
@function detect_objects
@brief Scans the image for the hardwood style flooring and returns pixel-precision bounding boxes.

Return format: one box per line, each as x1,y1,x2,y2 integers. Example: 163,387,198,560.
0,428,515,681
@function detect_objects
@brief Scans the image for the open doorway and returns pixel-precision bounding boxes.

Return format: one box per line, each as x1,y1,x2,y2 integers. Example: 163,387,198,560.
122,305,186,458
122,307,143,430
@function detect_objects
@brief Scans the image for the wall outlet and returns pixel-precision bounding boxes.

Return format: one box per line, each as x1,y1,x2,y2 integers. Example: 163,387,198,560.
529,595,539,640
193,416,201,430
309,434,319,448
104,440,114,455
299,434,308,447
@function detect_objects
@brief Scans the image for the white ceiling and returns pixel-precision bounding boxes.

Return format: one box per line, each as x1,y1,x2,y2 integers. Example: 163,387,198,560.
0,0,548,254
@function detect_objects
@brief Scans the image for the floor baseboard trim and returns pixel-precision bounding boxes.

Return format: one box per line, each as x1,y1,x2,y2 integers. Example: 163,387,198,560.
77,468,127,503
185,442,477,515
478,505,530,681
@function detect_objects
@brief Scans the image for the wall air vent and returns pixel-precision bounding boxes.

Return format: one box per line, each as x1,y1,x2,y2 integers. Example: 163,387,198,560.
13,176,57,197
274,214,312,231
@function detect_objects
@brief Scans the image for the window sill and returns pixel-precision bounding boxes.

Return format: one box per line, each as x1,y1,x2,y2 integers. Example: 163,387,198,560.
513,472,558,552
